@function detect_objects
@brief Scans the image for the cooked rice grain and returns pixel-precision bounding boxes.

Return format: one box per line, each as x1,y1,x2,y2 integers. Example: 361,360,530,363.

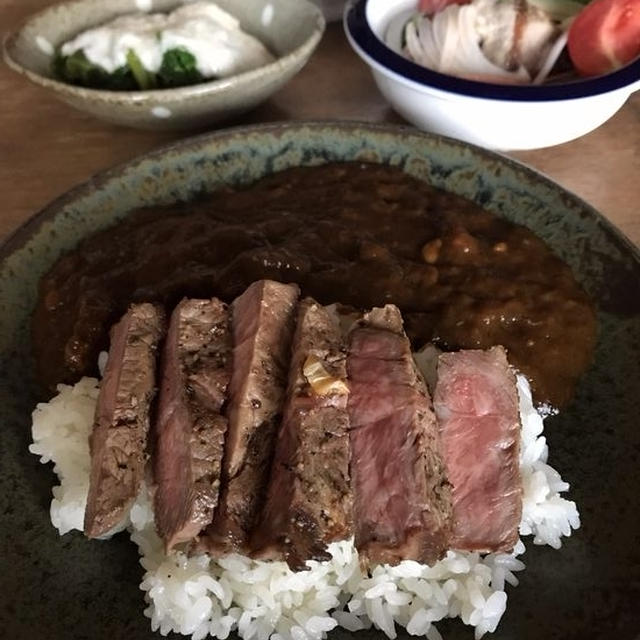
30,374,579,639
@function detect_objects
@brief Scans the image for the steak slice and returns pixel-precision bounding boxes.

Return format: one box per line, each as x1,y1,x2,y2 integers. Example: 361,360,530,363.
206,280,300,554
347,305,451,567
153,298,232,551
433,347,522,553
84,303,165,538
252,298,352,568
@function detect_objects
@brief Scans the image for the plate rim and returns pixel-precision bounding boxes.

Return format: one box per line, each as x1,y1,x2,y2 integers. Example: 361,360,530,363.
1,120,638,267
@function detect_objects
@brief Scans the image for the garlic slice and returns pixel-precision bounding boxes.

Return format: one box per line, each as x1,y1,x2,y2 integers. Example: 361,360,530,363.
303,355,349,396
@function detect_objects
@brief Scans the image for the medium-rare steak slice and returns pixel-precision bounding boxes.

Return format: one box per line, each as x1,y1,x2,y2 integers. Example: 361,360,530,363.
253,298,352,568
154,298,232,551
207,280,300,554
433,347,522,553
84,303,165,538
347,305,451,567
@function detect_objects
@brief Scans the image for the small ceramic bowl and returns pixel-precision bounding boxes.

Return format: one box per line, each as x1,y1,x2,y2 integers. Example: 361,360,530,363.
344,0,640,150
3,0,325,130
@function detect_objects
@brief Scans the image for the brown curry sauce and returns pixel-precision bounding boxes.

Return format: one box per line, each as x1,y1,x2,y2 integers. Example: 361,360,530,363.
33,163,597,408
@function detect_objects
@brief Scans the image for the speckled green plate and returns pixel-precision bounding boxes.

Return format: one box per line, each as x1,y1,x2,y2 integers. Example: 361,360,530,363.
1,122,639,640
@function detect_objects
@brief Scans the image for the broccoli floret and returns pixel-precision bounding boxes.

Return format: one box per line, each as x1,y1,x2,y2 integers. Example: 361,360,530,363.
53,50,108,87
158,47,205,88
108,65,139,91
53,45,207,91
53,50,138,90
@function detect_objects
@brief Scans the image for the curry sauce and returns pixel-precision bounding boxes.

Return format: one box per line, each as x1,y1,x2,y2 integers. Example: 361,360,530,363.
33,163,597,408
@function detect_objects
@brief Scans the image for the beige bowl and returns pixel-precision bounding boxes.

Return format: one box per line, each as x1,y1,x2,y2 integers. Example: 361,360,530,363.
3,0,325,130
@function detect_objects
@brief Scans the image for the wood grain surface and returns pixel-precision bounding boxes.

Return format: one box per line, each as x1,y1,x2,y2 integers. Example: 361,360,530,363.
1,0,639,246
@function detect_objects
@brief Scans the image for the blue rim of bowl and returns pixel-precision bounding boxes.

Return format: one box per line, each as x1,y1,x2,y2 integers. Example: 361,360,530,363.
345,0,640,102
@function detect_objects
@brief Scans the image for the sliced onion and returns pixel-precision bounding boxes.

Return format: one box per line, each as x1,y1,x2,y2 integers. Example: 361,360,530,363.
439,6,458,70
430,7,447,63
532,30,568,84
403,4,532,85
417,14,441,67
404,19,426,66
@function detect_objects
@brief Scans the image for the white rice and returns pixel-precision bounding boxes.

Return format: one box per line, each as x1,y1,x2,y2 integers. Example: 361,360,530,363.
29,377,99,535
29,374,579,640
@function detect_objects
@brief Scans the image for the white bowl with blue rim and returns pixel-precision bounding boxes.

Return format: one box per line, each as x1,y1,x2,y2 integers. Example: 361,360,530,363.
344,0,640,150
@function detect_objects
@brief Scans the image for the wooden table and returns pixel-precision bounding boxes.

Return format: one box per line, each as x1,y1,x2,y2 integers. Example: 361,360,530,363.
2,1,639,247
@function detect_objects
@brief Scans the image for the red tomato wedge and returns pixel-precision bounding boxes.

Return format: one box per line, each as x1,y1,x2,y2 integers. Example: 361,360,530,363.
418,0,468,14
567,0,640,76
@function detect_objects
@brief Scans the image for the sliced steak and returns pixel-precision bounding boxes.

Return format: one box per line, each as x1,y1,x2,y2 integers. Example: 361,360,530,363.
153,298,232,551
253,298,352,568
84,303,165,538
206,280,300,554
347,305,451,567
433,347,522,553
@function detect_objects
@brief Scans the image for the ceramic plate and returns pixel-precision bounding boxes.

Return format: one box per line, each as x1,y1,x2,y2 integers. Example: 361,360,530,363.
1,122,638,639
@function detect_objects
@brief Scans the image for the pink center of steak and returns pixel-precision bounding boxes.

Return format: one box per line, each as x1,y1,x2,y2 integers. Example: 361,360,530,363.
347,305,451,566
349,330,427,542
434,348,522,553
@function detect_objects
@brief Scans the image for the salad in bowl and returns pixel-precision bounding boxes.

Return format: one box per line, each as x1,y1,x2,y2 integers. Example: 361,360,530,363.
345,0,640,149
395,0,640,84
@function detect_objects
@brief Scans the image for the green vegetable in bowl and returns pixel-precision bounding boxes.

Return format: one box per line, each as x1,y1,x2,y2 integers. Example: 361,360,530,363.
158,48,204,88
53,50,138,90
50,2,275,92
125,50,157,90
53,47,208,91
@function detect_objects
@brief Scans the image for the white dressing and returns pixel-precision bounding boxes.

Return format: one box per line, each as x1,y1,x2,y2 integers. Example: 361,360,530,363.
60,1,274,78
